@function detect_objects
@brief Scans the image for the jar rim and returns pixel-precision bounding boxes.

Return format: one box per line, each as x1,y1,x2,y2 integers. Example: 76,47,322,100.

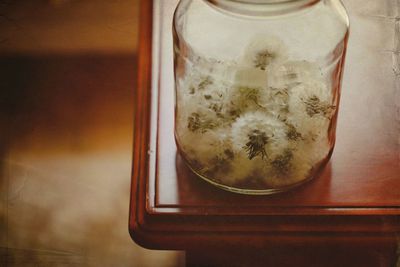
224,0,309,4
205,0,320,16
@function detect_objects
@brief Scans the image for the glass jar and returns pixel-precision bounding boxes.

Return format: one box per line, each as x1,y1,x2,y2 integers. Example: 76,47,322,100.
173,0,349,194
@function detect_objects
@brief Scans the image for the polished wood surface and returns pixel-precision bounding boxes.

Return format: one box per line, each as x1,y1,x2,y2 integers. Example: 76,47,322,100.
129,0,400,256
186,244,397,267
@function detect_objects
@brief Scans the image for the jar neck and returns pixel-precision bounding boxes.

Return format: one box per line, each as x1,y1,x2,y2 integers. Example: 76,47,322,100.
205,0,321,16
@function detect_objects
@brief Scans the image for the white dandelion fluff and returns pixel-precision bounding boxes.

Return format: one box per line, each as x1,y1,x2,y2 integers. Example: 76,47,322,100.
239,36,288,71
176,127,232,171
220,153,265,186
267,60,324,89
231,111,288,160
263,148,313,188
298,135,331,167
287,81,334,138
174,35,335,191
226,85,271,115
264,86,290,119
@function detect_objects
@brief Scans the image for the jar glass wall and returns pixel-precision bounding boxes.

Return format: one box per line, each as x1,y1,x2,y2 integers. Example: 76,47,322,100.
173,0,349,194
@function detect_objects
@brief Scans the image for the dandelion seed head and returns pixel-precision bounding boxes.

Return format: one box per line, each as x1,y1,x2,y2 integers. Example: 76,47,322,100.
231,111,288,160
239,36,288,70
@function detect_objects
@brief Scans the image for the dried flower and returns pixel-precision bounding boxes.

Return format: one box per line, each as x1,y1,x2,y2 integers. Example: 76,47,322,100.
271,149,294,175
304,95,335,118
240,36,288,70
254,50,276,70
288,81,333,117
286,123,302,141
203,149,236,176
227,86,270,114
286,81,333,141
244,129,269,160
231,111,288,160
265,87,290,118
240,87,265,108
198,76,213,90
187,112,218,133
176,127,232,174
175,35,334,190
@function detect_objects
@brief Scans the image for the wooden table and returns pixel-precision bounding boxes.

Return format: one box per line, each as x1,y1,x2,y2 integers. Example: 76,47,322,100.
130,1,400,266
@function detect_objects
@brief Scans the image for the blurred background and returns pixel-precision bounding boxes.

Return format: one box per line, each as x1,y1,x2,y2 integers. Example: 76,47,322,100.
0,0,184,266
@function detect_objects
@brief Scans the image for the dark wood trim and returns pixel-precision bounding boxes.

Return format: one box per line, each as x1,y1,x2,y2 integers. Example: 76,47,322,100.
129,0,153,248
